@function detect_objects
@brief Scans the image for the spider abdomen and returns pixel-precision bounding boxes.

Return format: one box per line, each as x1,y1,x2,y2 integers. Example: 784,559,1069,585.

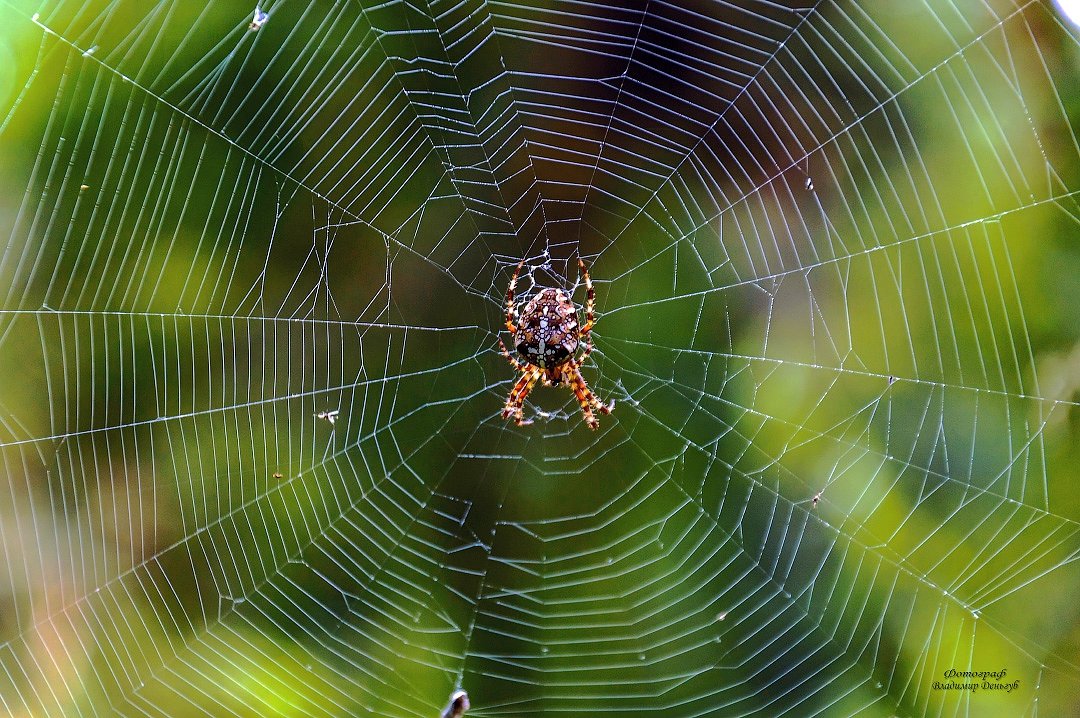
514,288,579,369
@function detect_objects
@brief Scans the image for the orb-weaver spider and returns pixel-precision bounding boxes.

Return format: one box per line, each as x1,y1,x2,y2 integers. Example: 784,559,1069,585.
498,258,614,429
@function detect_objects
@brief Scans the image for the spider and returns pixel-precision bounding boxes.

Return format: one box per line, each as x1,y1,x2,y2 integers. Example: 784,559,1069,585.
499,258,613,429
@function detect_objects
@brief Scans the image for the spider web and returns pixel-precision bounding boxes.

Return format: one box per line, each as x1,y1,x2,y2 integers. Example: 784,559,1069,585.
0,0,1079,716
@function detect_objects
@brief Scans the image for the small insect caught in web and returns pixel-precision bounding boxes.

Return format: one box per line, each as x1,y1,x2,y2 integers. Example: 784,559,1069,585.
440,690,469,718
249,7,269,31
812,492,821,508
315,409,339,426
801,158,814,192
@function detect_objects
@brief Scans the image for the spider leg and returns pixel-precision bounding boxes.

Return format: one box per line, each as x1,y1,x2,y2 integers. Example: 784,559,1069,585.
564,360,610,430
577,257,595,335
579,328,594,364
586,382,615,416
576,257,596,364
498,337,527,373
503,365,541,426
505,259,524,334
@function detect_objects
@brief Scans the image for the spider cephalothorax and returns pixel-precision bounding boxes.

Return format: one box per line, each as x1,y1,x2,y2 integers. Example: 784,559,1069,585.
499,258,613,429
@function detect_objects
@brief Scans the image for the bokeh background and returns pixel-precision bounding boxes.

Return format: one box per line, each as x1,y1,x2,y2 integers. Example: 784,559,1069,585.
0,0,1079,716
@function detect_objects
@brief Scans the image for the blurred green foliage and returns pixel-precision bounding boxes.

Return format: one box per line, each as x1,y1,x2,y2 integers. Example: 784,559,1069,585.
0,1,1078,717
